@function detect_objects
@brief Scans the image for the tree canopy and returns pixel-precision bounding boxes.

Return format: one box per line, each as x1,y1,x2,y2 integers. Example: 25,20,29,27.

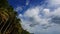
0,0,30,34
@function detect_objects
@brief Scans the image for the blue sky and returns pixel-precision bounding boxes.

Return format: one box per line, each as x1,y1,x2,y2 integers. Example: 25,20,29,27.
8,0,60,34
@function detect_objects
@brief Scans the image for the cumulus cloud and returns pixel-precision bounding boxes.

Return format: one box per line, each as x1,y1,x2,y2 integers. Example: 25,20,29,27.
24,6,41,17
18,0,60,34
18,7,60,34
18,6,50,33
52,8,60,16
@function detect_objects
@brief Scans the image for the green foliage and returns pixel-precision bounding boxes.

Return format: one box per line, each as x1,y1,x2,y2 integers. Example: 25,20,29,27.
0,0,30,34
0,0,9,8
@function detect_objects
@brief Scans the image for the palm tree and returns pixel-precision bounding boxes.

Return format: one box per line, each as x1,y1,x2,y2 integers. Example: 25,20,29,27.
0,0,30,34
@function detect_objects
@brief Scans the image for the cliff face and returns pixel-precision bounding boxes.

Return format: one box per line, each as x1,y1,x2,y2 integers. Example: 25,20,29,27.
0,0,30,34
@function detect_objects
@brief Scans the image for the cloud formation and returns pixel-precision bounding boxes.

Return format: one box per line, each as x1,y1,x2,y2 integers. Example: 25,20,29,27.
17,0,60,34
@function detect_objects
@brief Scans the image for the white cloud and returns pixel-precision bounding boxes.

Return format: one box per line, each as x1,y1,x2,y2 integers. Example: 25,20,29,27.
49,0,60,5
46,0,60,9
24,6,41,17
18,6,51,33
43,9,50,16
18,6,60,34
18,0,60,34
19,14,23,17
52,7,60,17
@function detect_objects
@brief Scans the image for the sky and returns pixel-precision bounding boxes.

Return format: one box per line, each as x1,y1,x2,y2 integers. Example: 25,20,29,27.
8,0,60,34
